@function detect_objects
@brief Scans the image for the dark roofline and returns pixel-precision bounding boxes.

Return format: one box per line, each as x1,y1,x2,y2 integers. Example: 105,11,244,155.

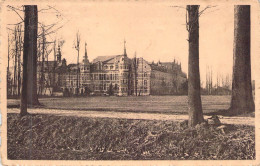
92,55,123,63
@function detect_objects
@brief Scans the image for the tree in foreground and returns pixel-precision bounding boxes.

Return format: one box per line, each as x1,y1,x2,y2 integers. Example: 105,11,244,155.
21,5,39,116
229,5,254,115
74,31,81,96
186,5,204,127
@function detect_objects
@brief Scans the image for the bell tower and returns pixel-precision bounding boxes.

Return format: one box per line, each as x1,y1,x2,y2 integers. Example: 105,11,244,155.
118,39,129,96
83,42,89,65
124,39,127,56
57,45,62,63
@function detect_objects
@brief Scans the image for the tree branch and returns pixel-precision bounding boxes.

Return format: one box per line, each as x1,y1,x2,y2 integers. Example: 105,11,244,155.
170,5,187,10
38,6,53,12
7,21,23,26
199,5,217,17
7,5,24,21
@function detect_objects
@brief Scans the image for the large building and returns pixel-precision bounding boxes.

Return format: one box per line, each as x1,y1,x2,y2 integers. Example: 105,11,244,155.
38,41,187,96
150,61,187,95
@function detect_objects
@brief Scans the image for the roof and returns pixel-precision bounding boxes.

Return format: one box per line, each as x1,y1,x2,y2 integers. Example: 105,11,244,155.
149,62,186,78
67,64,78,71
55,65,68,73
67,64,77,68
92,55,122,63
150,64,168,72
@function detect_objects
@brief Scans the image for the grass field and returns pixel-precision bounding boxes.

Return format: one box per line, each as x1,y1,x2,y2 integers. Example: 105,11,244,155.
7,113,255,160
8,95,231,114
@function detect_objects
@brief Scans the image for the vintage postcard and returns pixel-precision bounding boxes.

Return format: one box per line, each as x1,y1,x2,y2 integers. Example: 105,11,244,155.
0,0,259,165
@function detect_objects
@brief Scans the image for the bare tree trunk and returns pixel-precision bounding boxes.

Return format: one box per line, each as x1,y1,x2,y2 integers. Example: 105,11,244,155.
74,32,80,95
17,25,22,97
21,5,40,115
52,40,56,95
13,27,18,96
229,5,254,115
77,49,80,95
187,5,204,127
18,47,21,97
40,27,45,96
7,34,10,96
134,56,138,96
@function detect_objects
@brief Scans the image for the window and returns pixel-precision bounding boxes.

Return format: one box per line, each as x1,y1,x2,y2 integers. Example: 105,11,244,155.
110,66,113,70
95,85,99,90
144,80,147,86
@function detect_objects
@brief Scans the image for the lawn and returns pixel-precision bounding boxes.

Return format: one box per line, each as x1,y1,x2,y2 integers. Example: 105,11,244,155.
7,113,255,160
7,95,231,114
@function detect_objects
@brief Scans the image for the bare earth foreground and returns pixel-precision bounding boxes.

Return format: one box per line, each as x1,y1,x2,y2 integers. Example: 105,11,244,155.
7,96,255,160
7,114,255,160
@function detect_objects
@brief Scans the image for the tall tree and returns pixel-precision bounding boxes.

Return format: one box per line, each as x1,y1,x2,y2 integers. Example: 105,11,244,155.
229,5,254,115
187,5,204,127
17,25,22,97
133,52,138,96
7,33,12,96
21,5,39,116
39,26,46,96
74,31,80,95
206,65,213,95
13,26,18,96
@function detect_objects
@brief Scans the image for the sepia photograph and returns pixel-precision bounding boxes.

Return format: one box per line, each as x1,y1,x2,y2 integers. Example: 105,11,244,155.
0,0,259,165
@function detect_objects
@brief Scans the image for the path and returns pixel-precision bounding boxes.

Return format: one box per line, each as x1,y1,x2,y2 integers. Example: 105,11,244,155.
7,108,255,126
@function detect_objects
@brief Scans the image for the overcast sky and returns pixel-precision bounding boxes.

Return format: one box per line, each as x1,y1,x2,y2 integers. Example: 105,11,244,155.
4,1,258,86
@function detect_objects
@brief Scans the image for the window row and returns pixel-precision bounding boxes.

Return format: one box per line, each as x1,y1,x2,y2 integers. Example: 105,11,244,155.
94,84,119,91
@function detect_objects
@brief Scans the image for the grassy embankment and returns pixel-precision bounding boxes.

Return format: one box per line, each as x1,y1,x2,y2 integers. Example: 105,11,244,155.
8,113,255,160
8,95,231,115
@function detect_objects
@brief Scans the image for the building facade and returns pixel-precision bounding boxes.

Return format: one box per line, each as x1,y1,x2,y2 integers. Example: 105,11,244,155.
38,42,187,96
150,61,187,95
